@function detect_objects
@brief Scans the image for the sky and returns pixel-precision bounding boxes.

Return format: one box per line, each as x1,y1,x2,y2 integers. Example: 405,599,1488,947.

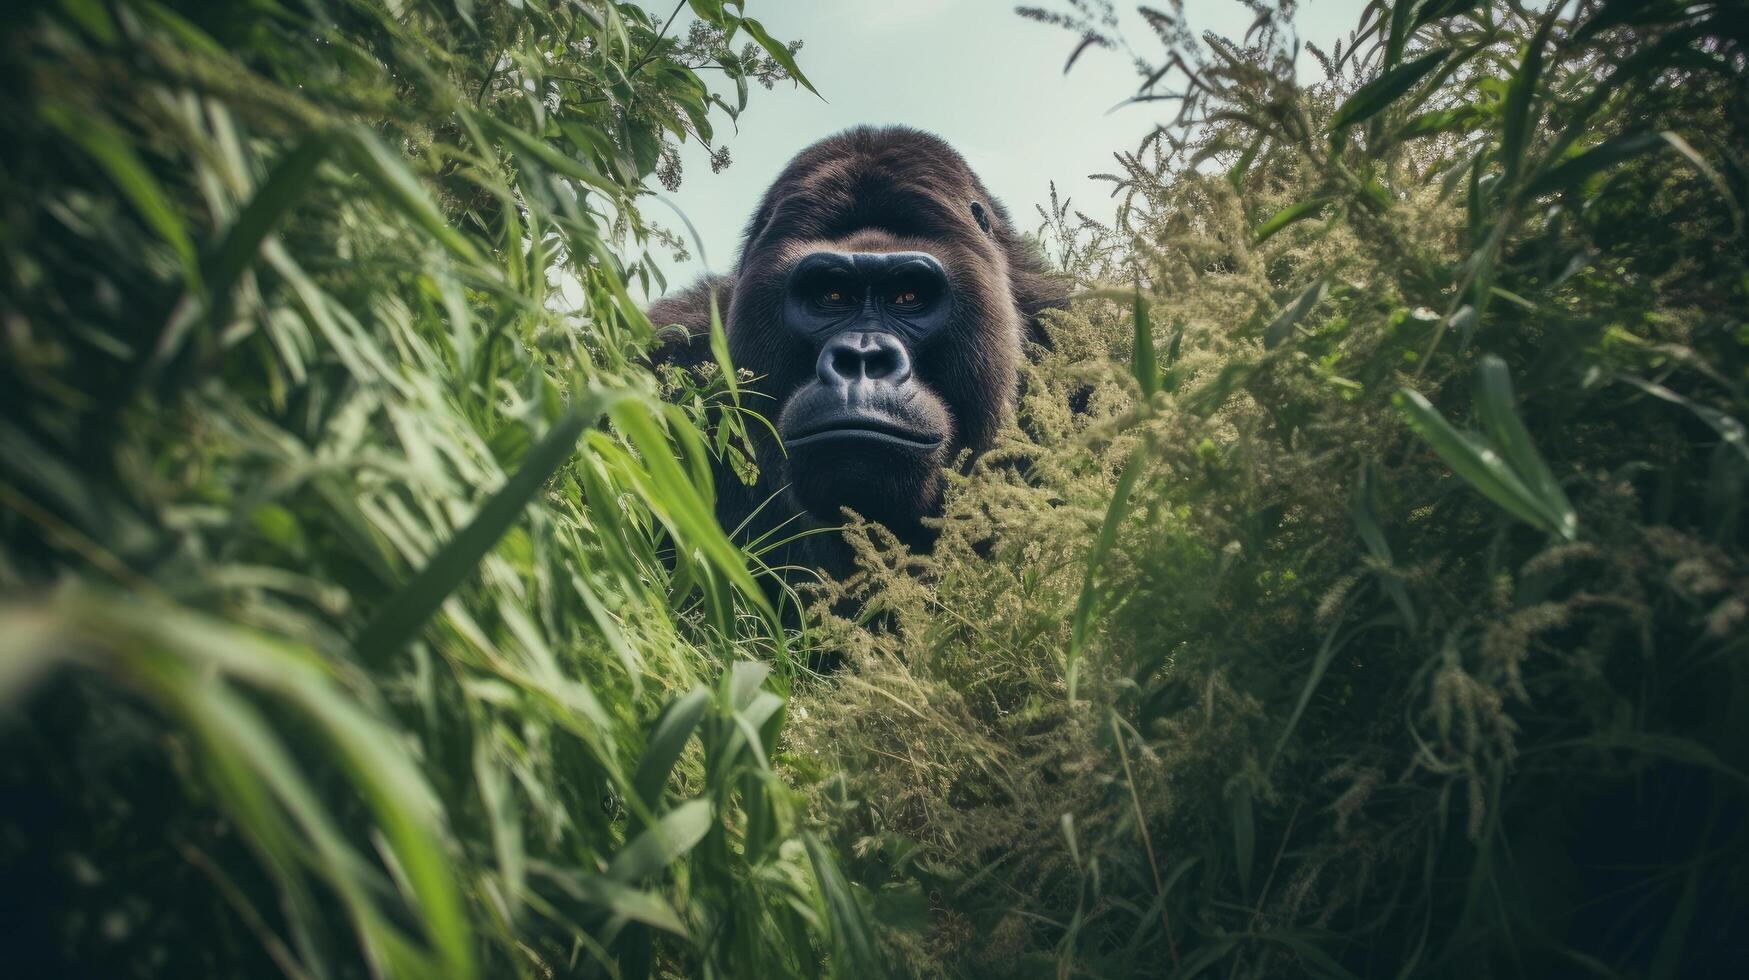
641,0,1371,297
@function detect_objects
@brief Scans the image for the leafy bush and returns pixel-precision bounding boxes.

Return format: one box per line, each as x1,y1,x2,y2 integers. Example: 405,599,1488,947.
795,1,1749,976
0,2,870,978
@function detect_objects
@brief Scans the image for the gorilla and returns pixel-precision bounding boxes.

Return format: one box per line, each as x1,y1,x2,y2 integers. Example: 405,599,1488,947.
649,126,1066,580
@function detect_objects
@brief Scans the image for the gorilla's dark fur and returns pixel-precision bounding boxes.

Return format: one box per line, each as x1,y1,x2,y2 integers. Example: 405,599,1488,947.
649,126,1067,579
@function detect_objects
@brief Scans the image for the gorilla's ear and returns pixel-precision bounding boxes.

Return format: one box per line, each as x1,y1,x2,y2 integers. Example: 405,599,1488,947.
645,274,735,373
1004,238,1071,353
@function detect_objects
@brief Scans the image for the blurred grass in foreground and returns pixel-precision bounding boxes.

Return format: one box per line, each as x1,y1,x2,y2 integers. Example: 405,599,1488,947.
0,1,869,977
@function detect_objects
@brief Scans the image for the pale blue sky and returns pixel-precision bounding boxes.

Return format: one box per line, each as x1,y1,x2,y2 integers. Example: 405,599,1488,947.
644,0,1370,296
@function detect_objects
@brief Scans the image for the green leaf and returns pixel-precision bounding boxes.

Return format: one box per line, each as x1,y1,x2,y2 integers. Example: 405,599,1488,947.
606,394,775,633
571,567,644,689
1253,197,1331,244
1068,446,1146,702
1328,48,1451,131
354,396,603,666
1262,935,1365,980
204,133,334,322
473,742,525,919
1501,9,1559,191
477,111,619,194
1263,278,1330,349
632,688,710,812
537,866,689,936
1232,779,1255,894
59,0,119,43
1473,355,1576,541
1617,374,1749,466
1270,601,1365,773
803,831,881,975
739,17,817,96
1661,131,1745,234
1347,460,1418,629
1228,133,1265,189
1525,129,1664,196
343,125,482,265
1395,104,1484,141
728,659,771,711
1414,0,1483,29
1548,732,1749,790
71,595,476,978
42,103,198,283
1131,289,1159,398
1394,387,1572,538
608,799,714,882
1385,0,1416,67
687,0,727,22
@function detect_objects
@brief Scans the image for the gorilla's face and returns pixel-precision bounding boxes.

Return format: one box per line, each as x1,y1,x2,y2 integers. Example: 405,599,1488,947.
773,243,959,530
647,128,1063,569
726,131,1028,540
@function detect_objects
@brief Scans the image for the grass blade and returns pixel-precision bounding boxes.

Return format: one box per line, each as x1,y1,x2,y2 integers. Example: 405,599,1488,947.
538,868,690,936
1263,277,1330,349
1328,48,1451,131
41,103,198,283
1132,288,1159,398
1348,460,1419,629
1661,131,1745,234
1232,779,1255,894
608,799,714,882
1395,104,1483,141
803,831,880,975
1526,129,1664,197
1617,374,1749,466
1473,355,1576,540
1270,609,1362,772
632,688,711,813
204,133,334,321
354,396,603,666
1394,387,1566,536
1253,197,1331,244
343,125,482,265
1068,446,1146,702
1501,9,1559,190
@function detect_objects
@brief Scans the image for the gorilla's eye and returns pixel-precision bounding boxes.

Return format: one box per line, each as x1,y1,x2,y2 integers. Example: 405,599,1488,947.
892,290,919,307
818,288,853,307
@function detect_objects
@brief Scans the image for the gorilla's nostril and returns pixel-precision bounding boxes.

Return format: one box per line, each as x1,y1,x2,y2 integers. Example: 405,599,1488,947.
865,347,900,380
818,331,912,387
831,347,863,380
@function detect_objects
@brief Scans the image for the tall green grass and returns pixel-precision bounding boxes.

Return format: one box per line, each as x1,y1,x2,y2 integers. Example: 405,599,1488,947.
0,2,868,977
800,1,1749,976
5,1,1747,978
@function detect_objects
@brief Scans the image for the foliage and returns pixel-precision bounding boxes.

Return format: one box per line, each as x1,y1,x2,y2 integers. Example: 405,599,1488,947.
799,1,1749,976
6,1,1748,978
0,1,870,978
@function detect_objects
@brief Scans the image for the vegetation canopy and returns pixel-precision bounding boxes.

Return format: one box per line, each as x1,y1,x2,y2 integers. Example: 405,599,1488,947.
2,1,1746,978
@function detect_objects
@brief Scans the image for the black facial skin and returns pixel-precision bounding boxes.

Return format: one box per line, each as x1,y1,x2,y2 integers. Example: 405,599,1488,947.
776,250,955,535
646,126,1068,581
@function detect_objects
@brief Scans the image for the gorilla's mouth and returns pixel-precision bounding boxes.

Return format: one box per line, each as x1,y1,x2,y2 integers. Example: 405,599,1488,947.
785,414,943,450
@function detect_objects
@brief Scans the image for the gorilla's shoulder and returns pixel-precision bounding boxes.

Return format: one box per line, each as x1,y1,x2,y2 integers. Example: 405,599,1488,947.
646,274,734,372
